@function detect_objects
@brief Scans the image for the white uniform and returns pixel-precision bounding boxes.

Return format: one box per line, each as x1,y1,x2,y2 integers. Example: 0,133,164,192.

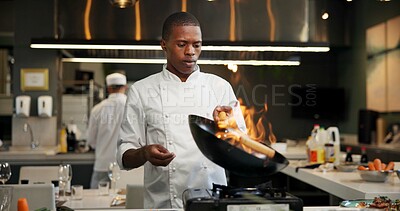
87,93,127,187
117,65,246,208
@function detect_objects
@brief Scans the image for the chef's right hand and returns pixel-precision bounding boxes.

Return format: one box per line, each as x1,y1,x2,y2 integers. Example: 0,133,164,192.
144,144,176,166
213,105,233,122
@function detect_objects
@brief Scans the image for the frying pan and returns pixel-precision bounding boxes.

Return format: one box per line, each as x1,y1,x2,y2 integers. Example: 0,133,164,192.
188,115,288,177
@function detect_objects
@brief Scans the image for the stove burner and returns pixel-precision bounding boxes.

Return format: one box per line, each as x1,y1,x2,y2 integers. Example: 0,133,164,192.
212,183,287,199
183,185,303,211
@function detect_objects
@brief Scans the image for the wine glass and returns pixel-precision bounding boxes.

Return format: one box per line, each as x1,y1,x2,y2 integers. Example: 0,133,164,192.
58,164,72,200
0,186,13,211
108,162,121,195
0,163,11,185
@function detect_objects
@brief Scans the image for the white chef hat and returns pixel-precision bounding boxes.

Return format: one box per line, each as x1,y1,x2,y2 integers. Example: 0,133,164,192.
106,73,127,86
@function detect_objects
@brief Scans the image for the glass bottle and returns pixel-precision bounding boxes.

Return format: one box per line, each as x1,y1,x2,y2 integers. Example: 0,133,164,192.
360,146,368,165
345,146,353,163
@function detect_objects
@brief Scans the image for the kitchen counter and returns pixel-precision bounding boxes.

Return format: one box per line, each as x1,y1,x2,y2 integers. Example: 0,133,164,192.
63,189,355,211
0,150,95,165
281,160,400,200
0,150,95,187
71,208,365,211
278,143,308,160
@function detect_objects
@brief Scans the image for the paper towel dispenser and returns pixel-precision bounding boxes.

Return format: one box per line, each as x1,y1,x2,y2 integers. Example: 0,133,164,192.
38,95,52,117
15,95,31,117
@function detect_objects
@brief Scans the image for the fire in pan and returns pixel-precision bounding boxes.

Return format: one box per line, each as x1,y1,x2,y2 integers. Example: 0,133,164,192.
189,114,288,177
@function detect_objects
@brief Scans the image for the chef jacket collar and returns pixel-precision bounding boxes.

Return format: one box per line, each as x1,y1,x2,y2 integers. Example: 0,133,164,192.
162,64,201,82
108,93,126,98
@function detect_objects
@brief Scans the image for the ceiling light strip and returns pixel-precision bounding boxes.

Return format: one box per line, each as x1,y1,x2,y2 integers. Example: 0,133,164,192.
202,46,329,52
31,44,329,52
30,44,162,50
61,58,300,66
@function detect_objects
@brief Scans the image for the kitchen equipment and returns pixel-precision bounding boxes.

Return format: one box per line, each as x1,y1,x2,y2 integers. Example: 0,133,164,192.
37,95,52,117
187,115,301,210
188,115,288,177
335,163,358,172
358,170,392,182
183,184,303,211
15,95,31,117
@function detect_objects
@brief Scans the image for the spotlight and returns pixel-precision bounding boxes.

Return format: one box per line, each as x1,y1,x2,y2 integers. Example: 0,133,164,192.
110,0,138,8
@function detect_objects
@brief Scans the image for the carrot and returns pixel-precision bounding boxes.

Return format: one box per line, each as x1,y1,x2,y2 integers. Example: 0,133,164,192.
358,165,367,170
385,161,394,171
374,159,382,171
368,162,376,171
381,163,387,171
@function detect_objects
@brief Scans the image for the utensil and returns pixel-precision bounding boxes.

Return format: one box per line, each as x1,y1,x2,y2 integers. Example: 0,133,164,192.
358,169,391,182
188,115,288,177
0,163,11,185
295,163,322,173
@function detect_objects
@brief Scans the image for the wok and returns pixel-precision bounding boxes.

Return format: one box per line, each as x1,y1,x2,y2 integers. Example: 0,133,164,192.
189,115,289,177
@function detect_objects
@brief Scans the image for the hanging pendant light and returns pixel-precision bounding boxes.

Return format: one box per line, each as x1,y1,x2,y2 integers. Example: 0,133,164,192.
109,0,138,8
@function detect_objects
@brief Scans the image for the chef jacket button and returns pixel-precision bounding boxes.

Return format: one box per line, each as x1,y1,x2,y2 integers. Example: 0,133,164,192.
172,167,176,172
173,194,177,198
169,141,173,145
164,114,169,118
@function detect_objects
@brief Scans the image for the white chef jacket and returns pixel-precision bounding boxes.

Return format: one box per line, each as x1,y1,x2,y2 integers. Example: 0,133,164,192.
117,65,246,209
87,93,127,172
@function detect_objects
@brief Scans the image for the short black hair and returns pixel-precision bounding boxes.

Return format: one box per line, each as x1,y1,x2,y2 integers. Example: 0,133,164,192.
162,12,201,41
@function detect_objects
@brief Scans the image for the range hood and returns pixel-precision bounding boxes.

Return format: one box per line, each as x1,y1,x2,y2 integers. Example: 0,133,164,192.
31,0,330,66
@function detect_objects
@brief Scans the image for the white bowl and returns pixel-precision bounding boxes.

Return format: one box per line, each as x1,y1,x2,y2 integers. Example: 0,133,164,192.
358,170,391,182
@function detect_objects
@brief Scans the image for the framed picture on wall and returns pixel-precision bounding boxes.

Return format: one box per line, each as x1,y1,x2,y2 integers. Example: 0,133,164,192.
20,68,49,91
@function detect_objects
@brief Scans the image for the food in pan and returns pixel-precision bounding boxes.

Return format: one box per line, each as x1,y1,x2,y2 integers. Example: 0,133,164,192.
215,111,275,158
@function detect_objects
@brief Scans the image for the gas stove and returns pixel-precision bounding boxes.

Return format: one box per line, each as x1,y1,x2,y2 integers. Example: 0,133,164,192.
187,116,301,210
183,184,303,211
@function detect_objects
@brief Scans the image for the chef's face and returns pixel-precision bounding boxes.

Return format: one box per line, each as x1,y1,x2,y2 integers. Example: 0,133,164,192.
161,25,202,81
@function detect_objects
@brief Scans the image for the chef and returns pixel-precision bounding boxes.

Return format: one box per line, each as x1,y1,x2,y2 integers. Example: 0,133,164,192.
117,12,246,208
87,72,128,188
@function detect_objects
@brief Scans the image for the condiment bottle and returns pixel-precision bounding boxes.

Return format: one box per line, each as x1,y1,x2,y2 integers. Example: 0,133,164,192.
345,146,353,163
306,124,321,163
67,129,76,152
59,125,68,153
360,146,368,165
309,127,326,164
324,142,335,163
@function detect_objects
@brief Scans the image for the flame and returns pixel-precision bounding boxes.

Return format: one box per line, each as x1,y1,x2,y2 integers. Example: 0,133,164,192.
215,98,277,156
239,98,276,145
